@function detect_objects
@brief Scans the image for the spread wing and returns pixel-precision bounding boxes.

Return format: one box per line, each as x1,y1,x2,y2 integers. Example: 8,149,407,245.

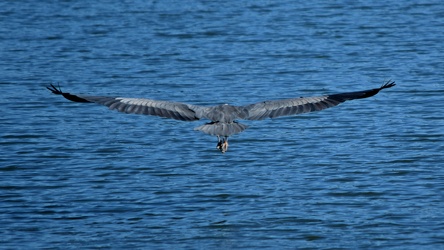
241,80,395,120
46,84,206,121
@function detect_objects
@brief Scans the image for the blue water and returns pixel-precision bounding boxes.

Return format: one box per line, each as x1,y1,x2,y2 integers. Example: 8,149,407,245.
1,0,444,249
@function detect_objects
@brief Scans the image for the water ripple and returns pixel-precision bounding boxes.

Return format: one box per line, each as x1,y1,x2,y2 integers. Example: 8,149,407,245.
1,0,444,249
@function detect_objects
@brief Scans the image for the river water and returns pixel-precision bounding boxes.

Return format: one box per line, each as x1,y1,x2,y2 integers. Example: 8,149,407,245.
1,0,444,249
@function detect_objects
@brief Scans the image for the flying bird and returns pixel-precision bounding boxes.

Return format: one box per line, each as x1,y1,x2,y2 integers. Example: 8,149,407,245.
47,80,395,153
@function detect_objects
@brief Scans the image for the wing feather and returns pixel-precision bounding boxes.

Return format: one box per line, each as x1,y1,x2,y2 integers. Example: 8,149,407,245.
106,97,200,121
46,85,202,121
241,81,395,120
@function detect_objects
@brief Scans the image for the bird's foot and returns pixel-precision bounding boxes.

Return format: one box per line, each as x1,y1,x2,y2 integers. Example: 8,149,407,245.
216,136,229,153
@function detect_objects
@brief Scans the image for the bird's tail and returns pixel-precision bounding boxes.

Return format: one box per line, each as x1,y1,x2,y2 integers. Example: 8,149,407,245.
194,122,248,137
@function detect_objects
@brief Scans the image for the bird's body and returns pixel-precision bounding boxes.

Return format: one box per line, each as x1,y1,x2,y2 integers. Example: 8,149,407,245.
47,81,395,153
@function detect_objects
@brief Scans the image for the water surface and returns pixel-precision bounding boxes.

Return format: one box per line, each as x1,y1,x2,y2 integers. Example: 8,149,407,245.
1,0,444,249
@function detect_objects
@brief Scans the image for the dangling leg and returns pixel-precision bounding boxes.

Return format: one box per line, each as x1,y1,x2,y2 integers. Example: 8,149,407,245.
221,136,229,153
216,136,223,151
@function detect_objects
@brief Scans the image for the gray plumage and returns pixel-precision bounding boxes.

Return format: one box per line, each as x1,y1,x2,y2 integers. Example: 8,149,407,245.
47,80,395,152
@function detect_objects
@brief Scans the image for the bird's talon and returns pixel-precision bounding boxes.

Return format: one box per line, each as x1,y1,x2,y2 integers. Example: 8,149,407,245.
216,137,229,153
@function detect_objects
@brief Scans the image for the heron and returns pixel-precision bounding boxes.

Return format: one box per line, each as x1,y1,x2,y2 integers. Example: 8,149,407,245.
47,80,395,153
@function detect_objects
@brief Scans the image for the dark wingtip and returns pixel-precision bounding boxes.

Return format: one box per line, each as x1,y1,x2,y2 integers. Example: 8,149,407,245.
46,84,91,103
381,80,396,90
46,83,63,95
